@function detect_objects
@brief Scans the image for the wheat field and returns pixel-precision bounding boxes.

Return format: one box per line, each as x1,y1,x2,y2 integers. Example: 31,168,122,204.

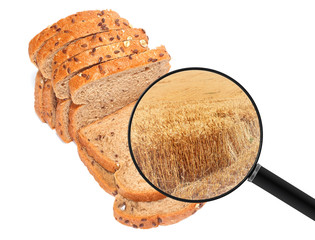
130,70,261,200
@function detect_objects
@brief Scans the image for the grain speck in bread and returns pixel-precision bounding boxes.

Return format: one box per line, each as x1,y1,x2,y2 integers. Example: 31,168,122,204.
34,71,46,122
55,99,72,143
29,10,122,65
42,79,57,129
69,46,171,104
53,39,148,99
113,195,204,229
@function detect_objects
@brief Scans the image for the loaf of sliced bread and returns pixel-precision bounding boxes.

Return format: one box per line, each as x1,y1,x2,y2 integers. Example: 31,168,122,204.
36,18,134,78
29,10,122,65
34,71,46,122
42,79,57,129
113,195,204,229
55,99,72,143
77,144,118,196
53,39,148,99
69,46,170,104
40,28,147,79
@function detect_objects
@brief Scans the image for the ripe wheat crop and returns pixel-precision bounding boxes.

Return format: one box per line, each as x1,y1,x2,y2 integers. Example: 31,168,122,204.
131,71,261,200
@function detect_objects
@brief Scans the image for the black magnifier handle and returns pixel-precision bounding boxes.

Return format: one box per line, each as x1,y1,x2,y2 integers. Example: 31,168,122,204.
248,164,315,220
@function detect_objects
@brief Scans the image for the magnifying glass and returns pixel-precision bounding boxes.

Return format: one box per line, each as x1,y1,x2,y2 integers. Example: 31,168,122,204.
128,68,315,220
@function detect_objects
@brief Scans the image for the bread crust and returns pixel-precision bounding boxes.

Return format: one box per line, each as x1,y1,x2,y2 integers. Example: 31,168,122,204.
55,99,72,143
29,10,121,65
77,144,118,196
37,17,134,78
113,195,205,229
69,46,171,104
34,71,46,122
68,103,80,141
53,39,148,99
42,79,57,129
51,28,147,77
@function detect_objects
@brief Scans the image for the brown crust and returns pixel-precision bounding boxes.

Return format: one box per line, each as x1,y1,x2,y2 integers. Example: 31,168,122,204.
34,71,46,123
114,164,166,202
68,103,81,142
29,10,121,65
37,18,134,78
55,99,72,143
52,39,148,99
113,196,205,229
51,28,147,76
42,79,57,129
69,46,171,104
77,144,118,196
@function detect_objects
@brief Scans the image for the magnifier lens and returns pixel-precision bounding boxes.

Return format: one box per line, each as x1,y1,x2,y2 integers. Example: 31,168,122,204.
129,69,262,201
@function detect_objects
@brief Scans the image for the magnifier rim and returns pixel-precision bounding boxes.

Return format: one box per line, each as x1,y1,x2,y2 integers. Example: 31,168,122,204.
128,67,263,203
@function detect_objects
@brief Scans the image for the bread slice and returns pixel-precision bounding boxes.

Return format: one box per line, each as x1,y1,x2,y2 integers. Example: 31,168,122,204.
77,144,118,196
69,46,170,105
53,39,148,99
34,71,46,122
114,161,165,201
42,79,57,129
77,143,164,201
39,28,147,79
68,101,125,142
36,18,135,79
55,99,72,143
78,103,165,200
78,103,135,172
77,144,203,229
113,195,204,229
29,10,122,65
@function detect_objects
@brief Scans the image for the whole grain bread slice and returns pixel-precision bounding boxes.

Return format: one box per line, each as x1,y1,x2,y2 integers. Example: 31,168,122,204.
42,79,57,129
77,144,118,196
78,103,165,201
36,19,136,79
29,10,122,65
53,39,148,99
69,46,170,105
78,143,203,228
34,71,46,123
77,103,135,172
77,142,164,201
68,101,126,142
55,99,72,143
113,195,204,229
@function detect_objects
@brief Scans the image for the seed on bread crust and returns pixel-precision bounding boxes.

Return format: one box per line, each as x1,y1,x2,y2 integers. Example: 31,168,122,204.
118,202,126,211
127,36,132,41
140,39,148,48
124,41,130,47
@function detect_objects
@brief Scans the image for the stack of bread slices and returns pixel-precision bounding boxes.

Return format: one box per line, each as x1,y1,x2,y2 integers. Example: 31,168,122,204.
30,10,204,229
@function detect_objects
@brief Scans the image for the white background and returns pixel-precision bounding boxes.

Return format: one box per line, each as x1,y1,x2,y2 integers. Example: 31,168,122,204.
1,0,314,239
